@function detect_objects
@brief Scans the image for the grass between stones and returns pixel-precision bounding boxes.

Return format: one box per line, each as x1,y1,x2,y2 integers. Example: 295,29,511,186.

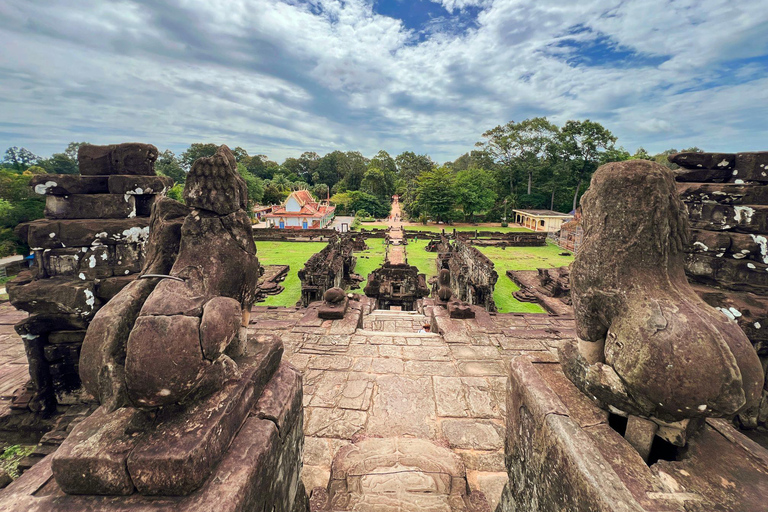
478,242,574,314
350,240,387,294
255,238,573,314
256,241,328,307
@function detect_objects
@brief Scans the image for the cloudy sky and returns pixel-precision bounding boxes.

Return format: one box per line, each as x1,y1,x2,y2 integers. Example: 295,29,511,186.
1,0,767,163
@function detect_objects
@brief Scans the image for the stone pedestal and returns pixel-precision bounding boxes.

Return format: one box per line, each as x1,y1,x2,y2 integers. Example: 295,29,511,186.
0,350,307,512
497,355,768,512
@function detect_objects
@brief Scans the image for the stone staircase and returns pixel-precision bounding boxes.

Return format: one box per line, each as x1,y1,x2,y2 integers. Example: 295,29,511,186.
362,310,429,333
310,437,489,512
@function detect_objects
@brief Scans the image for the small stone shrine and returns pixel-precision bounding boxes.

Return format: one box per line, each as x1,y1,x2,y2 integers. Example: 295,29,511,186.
7,143,172,416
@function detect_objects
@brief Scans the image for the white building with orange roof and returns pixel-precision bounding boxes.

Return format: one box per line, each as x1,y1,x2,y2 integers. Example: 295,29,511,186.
265,190,335,229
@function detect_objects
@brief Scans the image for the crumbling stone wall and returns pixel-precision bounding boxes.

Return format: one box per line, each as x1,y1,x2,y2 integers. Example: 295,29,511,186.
671,151,768,427
436,238,498,312
298,234,362,306
363,262,429,311
7,143,171,416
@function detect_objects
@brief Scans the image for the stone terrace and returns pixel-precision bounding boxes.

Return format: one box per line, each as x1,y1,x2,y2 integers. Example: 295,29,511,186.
0,297,575,508
249,300,575,509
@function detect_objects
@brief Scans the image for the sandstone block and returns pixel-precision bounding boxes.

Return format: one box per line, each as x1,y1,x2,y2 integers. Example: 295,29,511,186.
78,143,158,176
107,175,173,195
677,182,768,205
734,152,768,182
48,330,87,345
30,174,109,195
8,277,101,319
687,230,766,264
687,202,768,234
668,152,735,170
51,406,154,495
45,194,136,220
25,218,150,250
685,253,768,293
126,341,283,496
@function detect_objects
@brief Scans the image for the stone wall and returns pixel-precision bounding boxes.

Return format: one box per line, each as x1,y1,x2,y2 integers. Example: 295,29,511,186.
7,143,171,415
438,238,498,312
672,151,768,427
299,234,362,307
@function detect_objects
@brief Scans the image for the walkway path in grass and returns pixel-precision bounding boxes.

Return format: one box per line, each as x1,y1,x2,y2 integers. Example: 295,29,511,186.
386,195,405,265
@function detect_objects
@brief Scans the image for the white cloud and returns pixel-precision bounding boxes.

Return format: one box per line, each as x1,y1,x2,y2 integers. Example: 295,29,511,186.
0,0,766,162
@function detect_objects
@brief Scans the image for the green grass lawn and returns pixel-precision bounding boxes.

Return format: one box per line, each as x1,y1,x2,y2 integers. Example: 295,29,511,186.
404,240,438,280
256,241,328,307
478,242,574,314
351,240,387,294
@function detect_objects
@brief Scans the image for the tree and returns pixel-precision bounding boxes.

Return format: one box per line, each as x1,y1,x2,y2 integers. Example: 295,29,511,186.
416,166,456,223
236,163,264,208
347,191,390,219
180,143,218,170
262,184,285,205
2,147,40,172
454,168,497,222
155,150,186,184
362,150,397,201
630,147,652,160
39,153,78,174
337,151,368,191
231,146,249,163
64,142,89,161
297,152,320,183
557,120,617,211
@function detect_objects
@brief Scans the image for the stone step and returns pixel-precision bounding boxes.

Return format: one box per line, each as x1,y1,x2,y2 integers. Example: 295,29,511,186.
314,437,488,512
355,329,439,337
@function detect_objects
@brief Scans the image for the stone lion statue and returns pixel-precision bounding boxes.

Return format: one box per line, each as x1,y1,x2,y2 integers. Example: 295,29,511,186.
560,160,763,426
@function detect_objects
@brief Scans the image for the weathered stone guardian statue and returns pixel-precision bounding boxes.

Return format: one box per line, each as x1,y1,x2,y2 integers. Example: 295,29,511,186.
560,160,763,456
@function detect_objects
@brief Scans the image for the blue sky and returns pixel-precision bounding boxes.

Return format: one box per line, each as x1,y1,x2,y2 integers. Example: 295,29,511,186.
0,0,767,163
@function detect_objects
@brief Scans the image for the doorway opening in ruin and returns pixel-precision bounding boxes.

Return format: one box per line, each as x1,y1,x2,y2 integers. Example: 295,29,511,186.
608,413,683,465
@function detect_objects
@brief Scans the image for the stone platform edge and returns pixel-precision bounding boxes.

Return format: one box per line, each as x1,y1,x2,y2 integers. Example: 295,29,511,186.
0,360,307,512
496,355,768,512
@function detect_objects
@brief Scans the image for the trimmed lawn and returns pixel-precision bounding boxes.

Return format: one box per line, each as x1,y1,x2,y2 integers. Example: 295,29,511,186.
478,242,574,314
351,240,387,294
405,240,438,280
256,241,327,307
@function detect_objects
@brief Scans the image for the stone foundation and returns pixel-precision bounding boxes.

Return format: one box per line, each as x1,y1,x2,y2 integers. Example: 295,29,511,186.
497,355,768,512
0,357,307,512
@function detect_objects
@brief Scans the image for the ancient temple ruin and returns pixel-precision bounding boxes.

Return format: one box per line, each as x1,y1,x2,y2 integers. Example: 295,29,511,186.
298,234,362,307
1,145,767,512
431,236,498,312
7,143,171,416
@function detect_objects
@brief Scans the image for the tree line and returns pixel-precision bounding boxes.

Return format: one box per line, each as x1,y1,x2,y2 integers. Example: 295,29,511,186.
0,119,702,256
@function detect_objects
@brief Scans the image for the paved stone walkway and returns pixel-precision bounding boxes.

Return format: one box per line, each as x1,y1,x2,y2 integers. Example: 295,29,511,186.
0,303,30,421
249,301,575,509
387,196,405,265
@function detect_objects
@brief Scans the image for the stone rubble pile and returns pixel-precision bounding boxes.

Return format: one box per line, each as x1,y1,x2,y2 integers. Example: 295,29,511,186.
7,143,172,416
672,151,768,427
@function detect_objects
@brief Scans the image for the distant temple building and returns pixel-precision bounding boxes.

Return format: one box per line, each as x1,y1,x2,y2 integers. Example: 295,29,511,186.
265,190,335,229
513,209,574,232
